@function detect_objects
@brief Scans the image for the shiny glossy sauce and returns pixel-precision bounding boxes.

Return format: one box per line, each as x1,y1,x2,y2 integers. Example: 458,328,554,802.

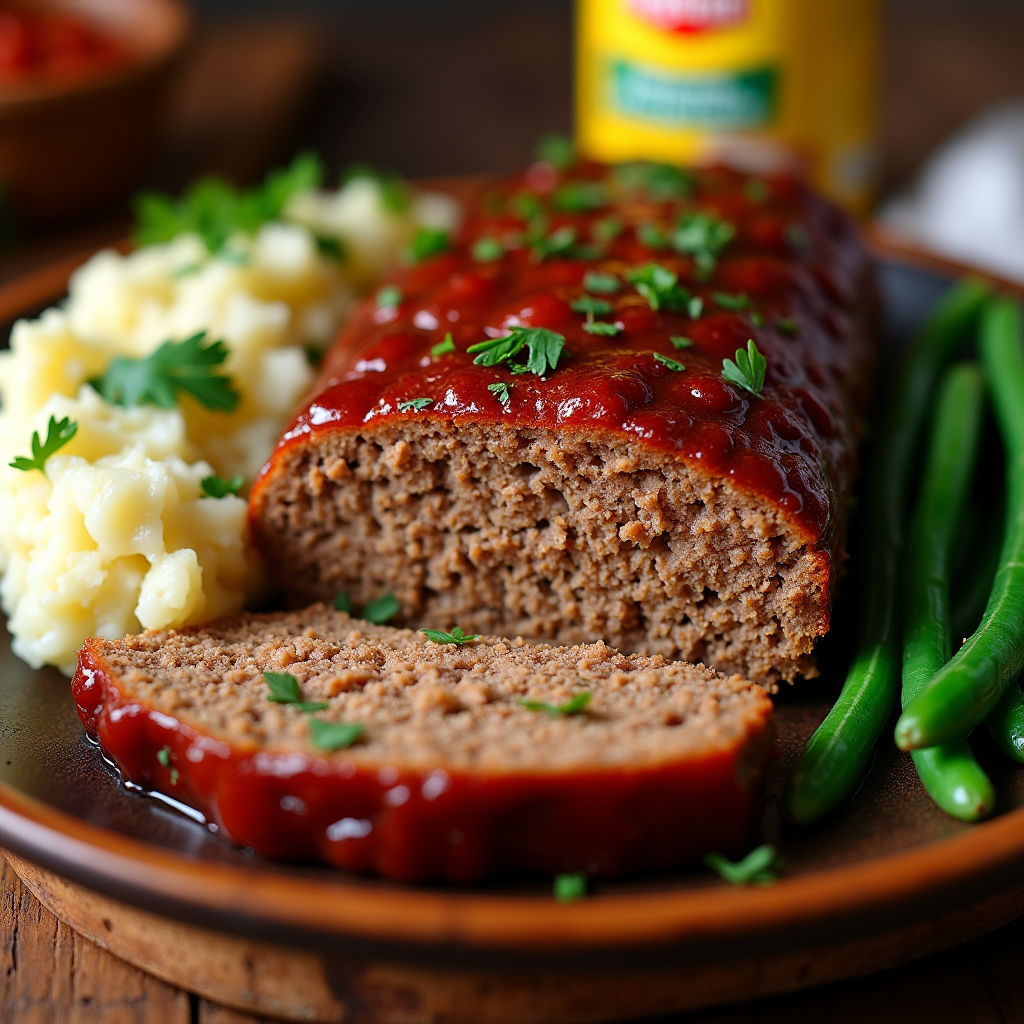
268,161,872,547
73,646,773,882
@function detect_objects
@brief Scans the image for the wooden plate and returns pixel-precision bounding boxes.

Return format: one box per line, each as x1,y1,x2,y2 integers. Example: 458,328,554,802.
1,233,1023,1023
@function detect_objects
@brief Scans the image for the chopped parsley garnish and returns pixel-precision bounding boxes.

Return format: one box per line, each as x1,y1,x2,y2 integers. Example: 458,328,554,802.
405,226,449,264
672,212,735,279
570,296,613,317
376,285,403,308
263,671,329,712
689,296,704,319
775,317,798,335
531,225,577,262
157,747,172,768
637,223,668,250
744,178,770,203
614,162,692,201
420,626,480,645
488,381,512,407
625,262,694,314
471,236,505,262
787,223,810,253
510,191,544,222
89,332,239,412
364,592,400,624
519,692,591,717
552,182,609,212
534,132,575,170
340,163,410,213
721,339,767,397
431,333,456,357
315,235,345,261
554,872,587,903
713,291,752,311
573,294,619,337
583,321,621,337
308,719,366,751
9,416,77,475
170,769,179,785
467,326,567,378
591,216,623,245
332,590,397,622
653,352,685,372
704,844,780,885
201,473,244,498
583,270,620,294
134,151,323,253
670,336,693,349
397,398,434,412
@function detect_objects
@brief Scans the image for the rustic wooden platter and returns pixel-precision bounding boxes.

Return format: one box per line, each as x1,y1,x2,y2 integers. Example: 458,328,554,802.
1,227,1023,1023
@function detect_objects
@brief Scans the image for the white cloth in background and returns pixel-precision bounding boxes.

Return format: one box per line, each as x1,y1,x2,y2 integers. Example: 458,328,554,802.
880,100,1024,284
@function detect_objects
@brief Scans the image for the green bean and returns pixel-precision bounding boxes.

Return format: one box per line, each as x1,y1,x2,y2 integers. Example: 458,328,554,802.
950,493,1003,646
897,298,1024,749
901,363,993,820
987,681,1024,762
782,277,990,824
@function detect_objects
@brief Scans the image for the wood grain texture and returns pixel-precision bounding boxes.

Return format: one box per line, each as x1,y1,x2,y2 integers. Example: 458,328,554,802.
5,850,1024,1024
0,856,190,1024
2,847,1024,1024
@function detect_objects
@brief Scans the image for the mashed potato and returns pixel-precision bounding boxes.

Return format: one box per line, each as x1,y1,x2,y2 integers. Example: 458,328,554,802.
0,172,461,674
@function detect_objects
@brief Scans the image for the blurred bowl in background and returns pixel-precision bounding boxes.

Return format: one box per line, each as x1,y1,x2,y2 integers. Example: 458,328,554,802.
0,0,190,224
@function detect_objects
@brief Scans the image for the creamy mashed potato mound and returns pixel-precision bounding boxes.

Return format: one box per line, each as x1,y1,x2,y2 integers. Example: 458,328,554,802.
0,174,461,673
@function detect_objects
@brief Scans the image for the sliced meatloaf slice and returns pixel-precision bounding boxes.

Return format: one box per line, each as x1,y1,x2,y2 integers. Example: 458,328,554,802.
73,604,776,883
249,162,875,688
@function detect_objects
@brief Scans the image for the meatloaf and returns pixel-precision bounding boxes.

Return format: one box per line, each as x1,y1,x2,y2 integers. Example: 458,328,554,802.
73,605,776,882
250,161,875,687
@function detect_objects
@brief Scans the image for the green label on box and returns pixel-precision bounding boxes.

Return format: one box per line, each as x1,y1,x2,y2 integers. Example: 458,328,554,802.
608,59,778,129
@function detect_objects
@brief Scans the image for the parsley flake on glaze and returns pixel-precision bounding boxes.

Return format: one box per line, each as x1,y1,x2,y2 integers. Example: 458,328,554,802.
487,381,513,407
721,339,767,397
431,333,456,357
653,352,685,372
468,326,567,378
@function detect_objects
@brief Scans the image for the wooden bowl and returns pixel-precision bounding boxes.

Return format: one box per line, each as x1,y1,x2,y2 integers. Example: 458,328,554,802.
0,0,190,223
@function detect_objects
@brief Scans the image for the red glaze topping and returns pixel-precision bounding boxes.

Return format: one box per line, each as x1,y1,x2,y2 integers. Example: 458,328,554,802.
73,644,774,882
261,161,872,548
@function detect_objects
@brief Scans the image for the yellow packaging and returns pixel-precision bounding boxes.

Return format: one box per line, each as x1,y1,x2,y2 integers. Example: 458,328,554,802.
575,0,880,213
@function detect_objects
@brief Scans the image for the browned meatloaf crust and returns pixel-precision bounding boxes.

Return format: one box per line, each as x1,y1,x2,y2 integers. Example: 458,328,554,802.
72,605,776,882
249,162,875,687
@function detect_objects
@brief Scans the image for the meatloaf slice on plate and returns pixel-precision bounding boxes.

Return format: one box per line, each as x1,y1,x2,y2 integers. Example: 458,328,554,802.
249,162,875,688
73,605,776,883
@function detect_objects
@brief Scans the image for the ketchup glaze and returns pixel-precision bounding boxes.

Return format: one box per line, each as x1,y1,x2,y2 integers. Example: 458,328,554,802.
259,160,874,551
73,642,775,883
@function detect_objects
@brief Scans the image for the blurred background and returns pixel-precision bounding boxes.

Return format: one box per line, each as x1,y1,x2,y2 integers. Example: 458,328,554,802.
1,0,1023,282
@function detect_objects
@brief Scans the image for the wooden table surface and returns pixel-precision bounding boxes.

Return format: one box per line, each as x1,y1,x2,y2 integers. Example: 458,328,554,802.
4,6,1024,1022
3,849,1024,1024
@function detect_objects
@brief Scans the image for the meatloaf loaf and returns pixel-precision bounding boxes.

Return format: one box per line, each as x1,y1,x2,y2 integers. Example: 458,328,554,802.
250,161,875,687
73,605,776,882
